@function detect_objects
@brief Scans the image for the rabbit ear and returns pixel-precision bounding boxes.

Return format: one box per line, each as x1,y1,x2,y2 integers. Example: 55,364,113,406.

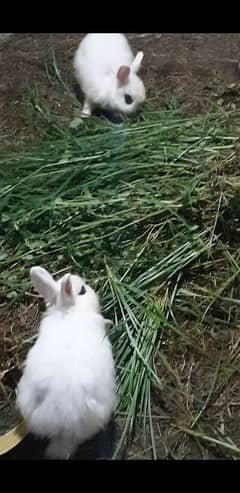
60,274,75,306
131,51,144,74
117,65,130,86
30,266,57,303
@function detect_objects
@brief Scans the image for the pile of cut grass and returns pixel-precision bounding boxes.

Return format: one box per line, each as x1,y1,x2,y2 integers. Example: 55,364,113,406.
1,105,240,458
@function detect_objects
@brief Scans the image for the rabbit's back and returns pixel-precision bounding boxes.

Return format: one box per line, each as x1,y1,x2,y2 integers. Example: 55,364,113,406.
74,33,134,81
17,311,115,440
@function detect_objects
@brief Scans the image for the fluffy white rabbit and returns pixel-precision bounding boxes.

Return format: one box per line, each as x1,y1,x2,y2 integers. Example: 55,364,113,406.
16,266,116,459
73,33,146,117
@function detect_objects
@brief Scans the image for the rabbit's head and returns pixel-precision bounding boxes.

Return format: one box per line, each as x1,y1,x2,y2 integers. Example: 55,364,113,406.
108,51,146,115
30,266,100,313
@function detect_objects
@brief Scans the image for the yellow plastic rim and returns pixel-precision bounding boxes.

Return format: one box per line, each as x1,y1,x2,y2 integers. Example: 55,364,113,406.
0,419,28,455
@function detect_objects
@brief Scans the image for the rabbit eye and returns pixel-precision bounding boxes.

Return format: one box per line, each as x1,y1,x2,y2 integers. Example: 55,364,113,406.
79,285,86,295
124,94,133,105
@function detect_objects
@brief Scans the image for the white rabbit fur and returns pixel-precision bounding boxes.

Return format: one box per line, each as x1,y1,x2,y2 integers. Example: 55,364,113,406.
16,266,116,459
73,33,146,116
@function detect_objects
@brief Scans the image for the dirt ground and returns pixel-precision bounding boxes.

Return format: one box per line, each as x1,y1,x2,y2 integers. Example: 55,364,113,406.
1,33,240,460
1,33,240,143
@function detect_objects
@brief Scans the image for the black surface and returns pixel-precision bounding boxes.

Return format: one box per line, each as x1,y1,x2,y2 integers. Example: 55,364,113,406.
0,422,115,460
93,108,124,125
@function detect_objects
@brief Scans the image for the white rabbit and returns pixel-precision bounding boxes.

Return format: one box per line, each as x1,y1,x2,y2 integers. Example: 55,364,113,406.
16,266,116,459
73,33,146,117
